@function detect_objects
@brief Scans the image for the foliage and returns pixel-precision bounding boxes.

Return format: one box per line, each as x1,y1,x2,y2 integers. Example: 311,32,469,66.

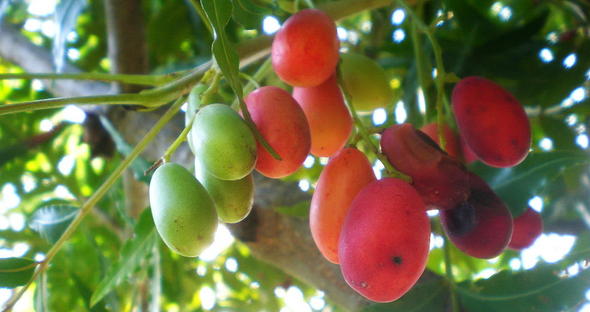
0,0,590,311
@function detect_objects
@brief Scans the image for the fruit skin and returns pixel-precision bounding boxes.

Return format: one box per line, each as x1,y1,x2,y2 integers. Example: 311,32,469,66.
460,136,478,164
441,172,513,259
339,178,430,303
191,104,257,180
244,86,311,178
271,9,339,87
420,122,461,160
293,75,353,157
452,76,531,168
310,148,376,264
195,161,254,224
149,163,217,257
380,123,470,210
508,207,543,250
340,53,393,112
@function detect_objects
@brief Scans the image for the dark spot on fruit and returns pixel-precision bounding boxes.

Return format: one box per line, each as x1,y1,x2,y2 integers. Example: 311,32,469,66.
446,201,477,236
392,256,403,265
414,129,445,154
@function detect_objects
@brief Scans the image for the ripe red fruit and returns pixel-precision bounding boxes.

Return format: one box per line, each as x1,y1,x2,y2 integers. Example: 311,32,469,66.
420,122,461,160
339,178,430,303
460,136,478,164
441,172,513,259
380,123,470,210
271,9,339,87
310,148,376,264
244,86,311,178
293,75,353,157
508,207,543,250
452,76,531,168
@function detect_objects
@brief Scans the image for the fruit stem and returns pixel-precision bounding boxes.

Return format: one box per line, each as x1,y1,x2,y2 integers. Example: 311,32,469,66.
1,97,186,311
336,65,410,181
162,96,191,162
398,0,448,152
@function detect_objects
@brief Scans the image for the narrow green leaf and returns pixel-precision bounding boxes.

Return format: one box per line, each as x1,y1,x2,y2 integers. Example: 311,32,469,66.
232,0,269,29
471,151,590,216
201,0,243,98
0,257,37,288
90,209,157,306
363,279,448,312
457,264,590,312
98,115,152,183
30,205,79,244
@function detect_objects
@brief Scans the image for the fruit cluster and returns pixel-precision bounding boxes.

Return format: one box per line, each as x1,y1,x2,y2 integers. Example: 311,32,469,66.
147,8,544,303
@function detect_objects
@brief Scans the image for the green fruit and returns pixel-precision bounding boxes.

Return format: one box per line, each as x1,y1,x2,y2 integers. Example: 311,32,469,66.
340,53,393,113
149,162,217,257
185,84,208,154
195,161,254,223
191,104,257,180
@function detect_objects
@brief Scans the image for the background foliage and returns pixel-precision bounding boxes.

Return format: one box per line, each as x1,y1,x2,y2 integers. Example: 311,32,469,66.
1,0,590,311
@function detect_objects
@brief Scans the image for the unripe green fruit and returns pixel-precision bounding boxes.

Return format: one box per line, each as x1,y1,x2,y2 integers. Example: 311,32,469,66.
185,84,208,153
149,163,217,257
340,53,393,113
195,160,254,224
191,104,257,180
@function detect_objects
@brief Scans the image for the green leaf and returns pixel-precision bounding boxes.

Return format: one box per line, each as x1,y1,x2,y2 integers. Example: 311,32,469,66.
232,0,269,29
201,0,243,99
471,151,590,216
457,264,590,312
90,209,157,307
0,257,37,288
363,279,448,312
275,200,310,218
30,204,78,244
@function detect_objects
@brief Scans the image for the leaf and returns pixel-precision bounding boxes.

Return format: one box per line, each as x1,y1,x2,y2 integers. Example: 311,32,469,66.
471,151,590,216
0,257,37,288
232,0,269,29
98,115,152,183
275,200,310,218
53,0,88,72
456,264,590,312
90,209,157,307
30,204,79,244
201,0,243,99
363,279,448,312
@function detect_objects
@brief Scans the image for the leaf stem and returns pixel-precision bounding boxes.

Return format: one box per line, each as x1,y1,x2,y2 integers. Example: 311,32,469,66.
0,72,174,86
1,97,185,312
442,230,460,312
162,96,191,162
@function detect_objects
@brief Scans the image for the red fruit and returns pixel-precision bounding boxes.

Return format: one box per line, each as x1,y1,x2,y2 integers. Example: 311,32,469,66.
441,172,513,259
380,123,470,210
339,178,430,303
310,148,376,264
244,86,311,178
420,122,461,160
271,9,339,87
293,75,353,157
508,207,543,250
452,76,531,168
460,136,478,164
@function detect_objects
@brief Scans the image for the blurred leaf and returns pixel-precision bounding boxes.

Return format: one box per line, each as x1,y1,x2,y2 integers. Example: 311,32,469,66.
90,209,157,307
202,0,244,99
363,279,448,311
471,151,590,216
457,264,590,312
30,205,79,244
0,257,37,288
53,0,88,71
232,0,269,29
275,200,310,218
